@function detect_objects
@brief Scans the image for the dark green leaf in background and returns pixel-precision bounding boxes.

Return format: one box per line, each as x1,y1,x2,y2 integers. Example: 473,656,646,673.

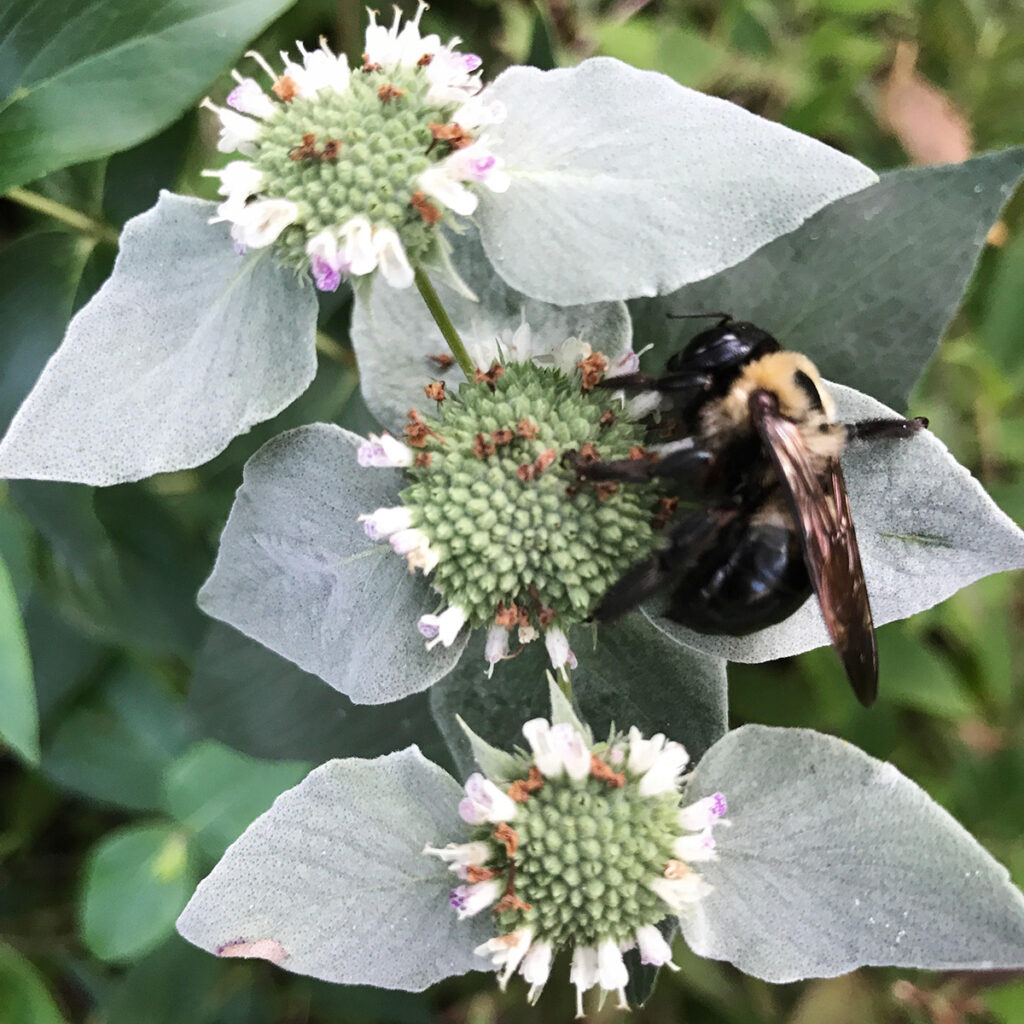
0,0,299,193
81,823,198,962
0,553,37,764
163,741,311,861
0,943,69,1024
631,148,1024,408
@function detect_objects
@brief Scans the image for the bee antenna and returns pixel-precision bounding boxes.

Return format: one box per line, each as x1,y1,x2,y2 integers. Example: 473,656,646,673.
665,310,733,325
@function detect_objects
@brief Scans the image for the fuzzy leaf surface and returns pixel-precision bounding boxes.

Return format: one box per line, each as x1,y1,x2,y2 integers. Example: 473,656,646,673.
477,57,877,304
0,193,317,485
176,747,487,990
198,425,467,703
683,726,1024,981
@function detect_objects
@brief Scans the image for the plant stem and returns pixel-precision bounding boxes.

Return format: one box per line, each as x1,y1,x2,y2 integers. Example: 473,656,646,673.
413,265,475,378
5,187,120,246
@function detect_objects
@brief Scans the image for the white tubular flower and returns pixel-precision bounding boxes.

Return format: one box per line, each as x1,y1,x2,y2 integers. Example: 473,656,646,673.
452,94,506,131
418,165,479,217
306,229,342,292
650,864,713,911
356,432,414,468
474,928,533,989
372,227,415,289
389,528,439,573
679,792,728,832
638,740,690,797
544,626,577,674
297,38,350,93
424,44,483,105
521,718,564,778
635,924,676,968
673,830,718,862
550,722,591,781
458,773,518,825
422,841,492,874
448,878,502,920
596,939,629,1005
228,198,299,248
521,940,554,1004
485,624,510,678
446,142,510,194
205,160,265,204
357,506,412,541
226,76,276,118
627,725,669,775
417,605,468,650
200,99,262,155
570,946,600,1017
338,217,377,276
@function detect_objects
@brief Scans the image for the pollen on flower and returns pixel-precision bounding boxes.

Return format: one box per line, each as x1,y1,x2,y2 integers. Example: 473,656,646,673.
201,4,502,290
425,716,728,1009
356,357,665,673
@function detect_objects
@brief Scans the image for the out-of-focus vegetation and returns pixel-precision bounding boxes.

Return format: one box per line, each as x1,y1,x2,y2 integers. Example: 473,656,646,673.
0,1,1022,1022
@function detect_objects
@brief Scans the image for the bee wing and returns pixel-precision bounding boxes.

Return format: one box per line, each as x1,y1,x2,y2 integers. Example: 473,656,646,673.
751,400,878,707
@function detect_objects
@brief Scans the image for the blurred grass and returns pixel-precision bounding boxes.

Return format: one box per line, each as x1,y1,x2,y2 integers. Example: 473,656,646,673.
0,1,1022,1022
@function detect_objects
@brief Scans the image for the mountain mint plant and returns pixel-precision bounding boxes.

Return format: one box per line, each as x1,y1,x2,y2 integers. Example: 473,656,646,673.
176,684,1024,1009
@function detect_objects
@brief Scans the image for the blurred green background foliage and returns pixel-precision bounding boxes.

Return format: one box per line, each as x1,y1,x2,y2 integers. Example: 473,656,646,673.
1,0,1023,1022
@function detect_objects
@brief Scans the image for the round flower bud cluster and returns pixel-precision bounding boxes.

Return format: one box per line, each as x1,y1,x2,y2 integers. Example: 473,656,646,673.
357,347,667,675
201,2,507,290
424,717,728,1012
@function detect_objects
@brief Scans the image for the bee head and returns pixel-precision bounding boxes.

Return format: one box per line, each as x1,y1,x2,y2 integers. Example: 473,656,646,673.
741,351,836,422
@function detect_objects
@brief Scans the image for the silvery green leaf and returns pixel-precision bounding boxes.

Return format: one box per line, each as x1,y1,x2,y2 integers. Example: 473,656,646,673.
198,425,467,704
477,57,877,305
646,384,1024,667
547,675,592,742
431,613,726,778
0,192,317,485
350,226,631,431
630,148,1024,408
177,746,487,989
456,715,522,782
683,726,1024,981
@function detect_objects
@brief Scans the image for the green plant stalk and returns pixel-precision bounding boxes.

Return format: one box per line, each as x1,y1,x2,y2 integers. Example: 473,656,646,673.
413,265,475,378
5,187,119,246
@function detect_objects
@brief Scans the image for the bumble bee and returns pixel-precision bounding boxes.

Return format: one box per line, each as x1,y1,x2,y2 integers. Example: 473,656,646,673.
566,314,927,707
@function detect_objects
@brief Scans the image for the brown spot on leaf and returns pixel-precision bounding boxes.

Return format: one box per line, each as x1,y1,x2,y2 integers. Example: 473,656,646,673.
428,352,455,369
424,380,446,403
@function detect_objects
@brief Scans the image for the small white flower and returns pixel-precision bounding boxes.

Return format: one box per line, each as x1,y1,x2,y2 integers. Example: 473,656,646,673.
356,432,414,468
521,718,563,778
474,927,533,989
389,527,439,573
649,866,712,911
417,605,468,650
452,94,506,131
521,939,554,1004
423,841,492,873
518,623,539,644
673,830,718,862
639,740,690,797
228,198,299,248
626,391,665,420
458,772,518,825
306,229,343,292
338,217,377,276
679,792,728,832
372,227,415,289
357,506,412,541
544,626,577,674
199,98,262,155
570,945,599,1017
596,939,629,1004
446,142,510,194
226,76,276,119
635,924,676,968
296,37,350,93
418,165,479,217
205,160,265,203
484,624,510,678
424,43,483,105
627,726,668,775
449,878,501,920
552,722,591,781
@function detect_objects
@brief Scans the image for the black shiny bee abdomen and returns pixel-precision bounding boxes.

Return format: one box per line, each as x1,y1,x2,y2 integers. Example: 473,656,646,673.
667,519,810,636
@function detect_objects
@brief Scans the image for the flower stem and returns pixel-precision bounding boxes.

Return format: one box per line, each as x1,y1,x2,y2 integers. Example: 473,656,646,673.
413,265,475,378
4,187,120,246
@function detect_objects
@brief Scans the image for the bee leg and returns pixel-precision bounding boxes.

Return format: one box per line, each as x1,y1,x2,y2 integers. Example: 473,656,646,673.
566,446,713,485
593,512,719,622
846,416,928,441
596,371,712,396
